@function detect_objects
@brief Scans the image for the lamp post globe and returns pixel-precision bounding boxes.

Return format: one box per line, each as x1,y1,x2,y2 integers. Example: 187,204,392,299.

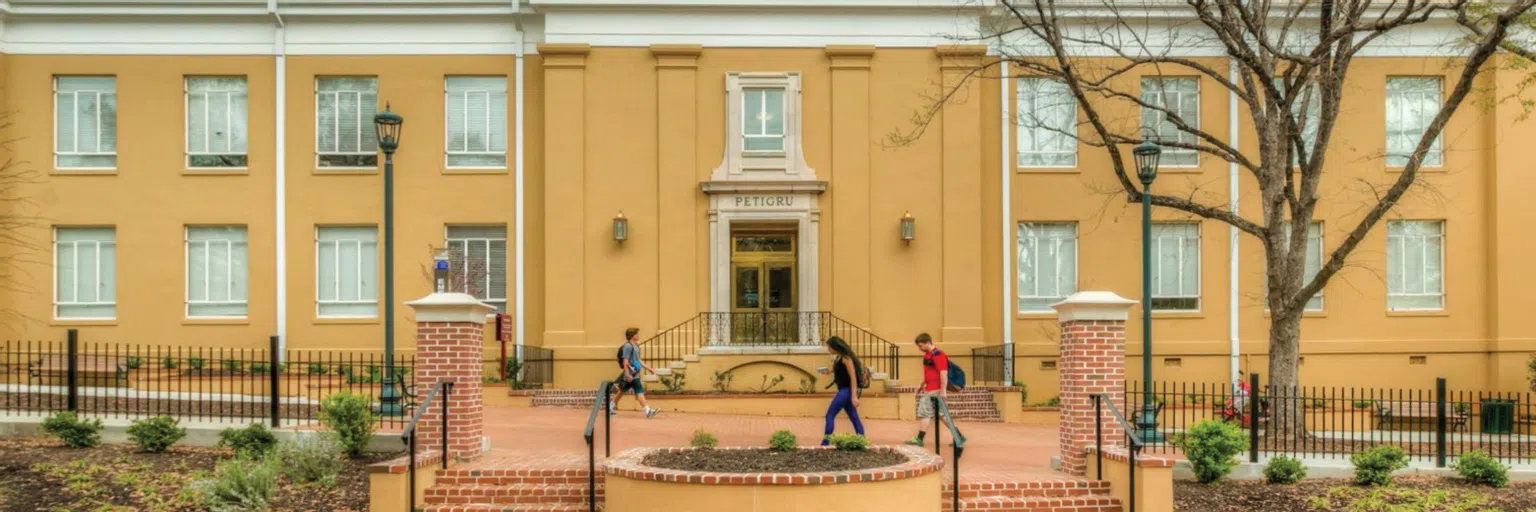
375,104,405,417
1134,138,1164,442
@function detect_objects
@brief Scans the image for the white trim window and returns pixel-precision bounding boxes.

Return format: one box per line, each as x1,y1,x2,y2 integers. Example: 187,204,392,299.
1016,78,1077,167
1139,77,1200,167
1017,223,1077,313
1267,222,1325,312
444,76,508,168
316,226,379,318
186,226,248,318
743,87,786,153
185,76,249,168
445,225,508,313
1151,223,1201,311
1386,77,1443,167
54,227,116,319
54,76,118,170
1387,220,1445,310
1273,80,1321,166
316,76,379,168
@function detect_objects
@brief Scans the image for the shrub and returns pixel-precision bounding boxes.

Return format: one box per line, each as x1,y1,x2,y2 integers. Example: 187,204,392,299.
196,458,278,512
221,359,244,375
125,356,144,370
1351,445,1409,487
769,429,797,452
40,411,103,448
161,356,180,370
126,416,186,453
690,429,717,450
711,370,734,392
1185,393,1206,405
825,433,869,452
307,363,328,376
503,357,526,389
319,391,377,458
661,374,687,393
1352,400,1373,409
1012,381,1029,404
334,365,352,377
1263,455,1307,484
249,362,271,374
218,423,277,460
188,357,207,372
1455,450,1509,488
1176,420,1248,484
797,376,816,394
275,434,345,486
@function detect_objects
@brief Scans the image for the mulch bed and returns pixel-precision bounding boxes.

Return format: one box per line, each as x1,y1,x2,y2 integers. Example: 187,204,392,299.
1176,476,1536,511
643,448,906,473
0,438,398,512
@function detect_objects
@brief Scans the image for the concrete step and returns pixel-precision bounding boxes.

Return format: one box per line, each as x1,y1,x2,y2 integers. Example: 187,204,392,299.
424,484,601,505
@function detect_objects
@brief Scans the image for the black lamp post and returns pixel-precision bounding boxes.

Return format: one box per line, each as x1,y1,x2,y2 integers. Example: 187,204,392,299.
375,104,405,417
1133,139,1164,442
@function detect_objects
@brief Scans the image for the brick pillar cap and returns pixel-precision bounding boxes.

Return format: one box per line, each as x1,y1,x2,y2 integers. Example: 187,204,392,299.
1050,291,1138,323
405,292,495,324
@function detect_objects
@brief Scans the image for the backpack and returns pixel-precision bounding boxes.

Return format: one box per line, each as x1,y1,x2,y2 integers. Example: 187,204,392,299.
856,361,872,389
930,349,967,391
616,345,625,368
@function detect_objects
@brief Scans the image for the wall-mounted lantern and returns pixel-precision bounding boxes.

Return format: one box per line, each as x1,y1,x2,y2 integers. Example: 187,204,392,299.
900,211,915,243
613,211,629,242
432,248,451,293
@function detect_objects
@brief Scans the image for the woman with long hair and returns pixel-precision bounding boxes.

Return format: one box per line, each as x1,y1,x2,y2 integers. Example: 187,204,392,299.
819,336,866,445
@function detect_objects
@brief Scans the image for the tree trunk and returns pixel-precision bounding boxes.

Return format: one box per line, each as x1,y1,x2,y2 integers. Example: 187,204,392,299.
1266,310,1309,440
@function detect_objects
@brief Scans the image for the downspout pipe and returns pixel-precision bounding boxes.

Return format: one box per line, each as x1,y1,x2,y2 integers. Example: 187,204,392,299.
513,1,526,362
999,60,1013,384
270,0,287,356
1228,58,1240,387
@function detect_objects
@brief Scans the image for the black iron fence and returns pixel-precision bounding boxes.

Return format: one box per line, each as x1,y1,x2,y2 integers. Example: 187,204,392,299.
0,331,418,429
638,311,901,380
970,344,1013,385
1128,374,1536,466
520,345,556,389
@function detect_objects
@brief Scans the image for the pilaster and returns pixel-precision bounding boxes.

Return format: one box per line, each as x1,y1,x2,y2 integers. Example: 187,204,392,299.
828,45,875,327
540,43,590,346
654,44,702,329
937,45,988,344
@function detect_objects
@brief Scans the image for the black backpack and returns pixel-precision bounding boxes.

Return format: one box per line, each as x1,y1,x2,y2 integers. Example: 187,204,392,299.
616,345,627,368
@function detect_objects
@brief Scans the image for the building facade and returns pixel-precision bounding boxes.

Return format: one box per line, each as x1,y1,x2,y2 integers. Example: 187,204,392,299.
2,0,1535,395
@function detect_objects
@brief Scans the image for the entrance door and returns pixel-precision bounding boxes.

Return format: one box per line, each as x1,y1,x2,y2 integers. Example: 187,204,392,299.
729,229,797,344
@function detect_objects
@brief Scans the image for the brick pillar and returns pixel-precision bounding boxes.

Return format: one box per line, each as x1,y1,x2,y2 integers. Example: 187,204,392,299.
1052,291,1136,476
405,292,494,462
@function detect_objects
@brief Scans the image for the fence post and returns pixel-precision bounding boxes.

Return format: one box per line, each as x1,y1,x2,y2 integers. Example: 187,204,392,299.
269,335,282,428
66,329,79,412
1248,372,1260,463
1435,377,1447,468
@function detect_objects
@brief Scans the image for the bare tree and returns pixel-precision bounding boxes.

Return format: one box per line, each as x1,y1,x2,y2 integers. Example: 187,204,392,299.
900,0,1536,438
0,110,45,332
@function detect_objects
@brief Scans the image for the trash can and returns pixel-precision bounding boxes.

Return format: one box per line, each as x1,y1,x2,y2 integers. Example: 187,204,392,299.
1480,399,1515,435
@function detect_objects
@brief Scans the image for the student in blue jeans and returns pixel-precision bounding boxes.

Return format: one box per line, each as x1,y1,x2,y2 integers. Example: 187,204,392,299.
819,336,866,445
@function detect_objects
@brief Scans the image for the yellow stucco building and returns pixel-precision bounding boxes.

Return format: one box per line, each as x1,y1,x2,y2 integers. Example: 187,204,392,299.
1,0,1534,396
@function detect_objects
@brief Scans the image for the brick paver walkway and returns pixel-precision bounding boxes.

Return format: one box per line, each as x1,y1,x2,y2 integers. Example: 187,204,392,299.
467,406,1064,483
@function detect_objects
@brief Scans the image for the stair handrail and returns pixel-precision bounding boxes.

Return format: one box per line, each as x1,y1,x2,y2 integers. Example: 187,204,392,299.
823,314,902,380
400,380,452,509
1090,393,1144,512
928,394,966,512
582,380,614,512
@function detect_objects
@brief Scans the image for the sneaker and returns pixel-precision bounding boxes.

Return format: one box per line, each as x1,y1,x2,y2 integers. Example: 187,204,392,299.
904,437,925,446
608,401,618,415
644,407,658,418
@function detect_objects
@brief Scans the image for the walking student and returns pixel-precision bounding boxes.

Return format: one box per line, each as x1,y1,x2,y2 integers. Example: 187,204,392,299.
906,332,946,446
610,327,659,418
819,336,866,445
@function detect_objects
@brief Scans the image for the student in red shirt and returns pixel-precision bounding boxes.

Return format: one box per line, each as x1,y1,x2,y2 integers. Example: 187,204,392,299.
905,332,947,446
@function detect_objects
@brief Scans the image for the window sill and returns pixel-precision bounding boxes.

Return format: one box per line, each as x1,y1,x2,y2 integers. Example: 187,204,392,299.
1015,311,1059,320
314,317,381,325
1016,167,1080,175
50,318,118,326
312,168,380,176
443,168,510,175
1386,309,1449,318
1263,310,1328,318
1151,311,1205,319
183,317,250,326
183,168,249,176
52,169,118,176
1155,167,1203,175
1386,166,1446,173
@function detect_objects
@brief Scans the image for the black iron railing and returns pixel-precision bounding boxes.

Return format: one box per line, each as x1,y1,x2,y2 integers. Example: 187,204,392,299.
1128,373,1536,466
637,312,901,381
928,395,967,512
401,381,452,509
583,380,614,512
519,346,555,389
0,330,416,428
970,344,1013,385
1091,393,1144,512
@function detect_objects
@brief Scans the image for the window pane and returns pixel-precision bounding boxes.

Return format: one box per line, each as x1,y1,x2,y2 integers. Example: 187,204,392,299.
55,227,115,318
187,77,247,167
1387,220,1445,310
743,89,764,136
1018,78,1077,167
446,225,508,312
1386,77,1443,167
317,77,379,168
57,76,119,167
317,226,378,317
1017,223,1077,312
1140,77,1199,167
763,89,785,136
1150,223,1199,310
445,76,508,168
